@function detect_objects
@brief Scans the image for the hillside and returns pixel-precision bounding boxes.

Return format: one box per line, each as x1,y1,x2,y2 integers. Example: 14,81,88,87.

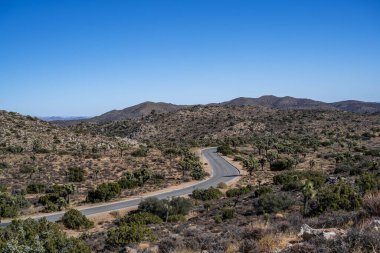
71,105,380,148
0,110,190,215
56,102,185,125
53,96,380,126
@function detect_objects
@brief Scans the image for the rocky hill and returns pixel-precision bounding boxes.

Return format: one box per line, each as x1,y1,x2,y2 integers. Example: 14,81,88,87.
53,96,380,126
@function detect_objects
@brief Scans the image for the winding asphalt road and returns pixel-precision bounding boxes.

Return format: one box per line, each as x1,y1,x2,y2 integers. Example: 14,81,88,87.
0,147,240,227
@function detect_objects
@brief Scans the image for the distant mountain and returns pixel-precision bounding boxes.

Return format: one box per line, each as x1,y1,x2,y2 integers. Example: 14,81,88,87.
221,95,331,110
89,102,185,122
330,100,380,114
53,96,380,126
221,95,380,113
38,116,90,122
55,102,186,125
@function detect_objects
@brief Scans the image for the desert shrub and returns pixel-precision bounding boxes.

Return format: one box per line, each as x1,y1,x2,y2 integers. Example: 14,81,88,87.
107,223,155,246
0,194,19,218
217,182,228,189
6,145,23,154
222,208,235,220
0,192,29,218
67,167,85,182
226,185,254,198
0,218,91,252
62,209,94,230
191,187,223,201
87,182,121,203
119,212,163,225
118,167,151,189
26,183,47,194
255,193,294,214
334,162,353,174
213,215,223,224
217,144,235,156
38,193,67,212
191,166,208,180
364,149,380,157
270,156,295,171
273,171,326,191
0,162,9,170
138,197,193,220
131,148,148,157
167,214,186,222
310,181,363,216
356,172,380,193
254,186,273,197
19,164,36,174
169,197,193,216
363,191,380,216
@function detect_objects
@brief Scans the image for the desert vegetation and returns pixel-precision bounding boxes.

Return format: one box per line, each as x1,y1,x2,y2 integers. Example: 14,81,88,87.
1,105,380,252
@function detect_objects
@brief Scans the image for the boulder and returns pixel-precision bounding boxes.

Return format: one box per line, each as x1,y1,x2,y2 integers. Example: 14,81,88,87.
298,224,339,240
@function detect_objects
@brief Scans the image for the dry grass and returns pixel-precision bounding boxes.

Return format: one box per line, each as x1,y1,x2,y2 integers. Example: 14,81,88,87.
225,243,240,253
363,191,380,216
257,233,297,253
170,250,198,253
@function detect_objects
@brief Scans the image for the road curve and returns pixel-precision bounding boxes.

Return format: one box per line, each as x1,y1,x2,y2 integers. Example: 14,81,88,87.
0,147,240,227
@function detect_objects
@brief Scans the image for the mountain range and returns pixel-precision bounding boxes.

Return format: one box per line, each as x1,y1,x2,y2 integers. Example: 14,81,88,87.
51,95,380,125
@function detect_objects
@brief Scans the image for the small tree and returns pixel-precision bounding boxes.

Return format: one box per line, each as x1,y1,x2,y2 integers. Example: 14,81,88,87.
243,156,259,176
117,141,129,157
309,160,316,170
259,158,266,170
302,180,316,216
62,209,94,230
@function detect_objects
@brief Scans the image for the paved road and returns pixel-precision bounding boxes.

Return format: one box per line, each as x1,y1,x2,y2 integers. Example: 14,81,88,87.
0,147,240,227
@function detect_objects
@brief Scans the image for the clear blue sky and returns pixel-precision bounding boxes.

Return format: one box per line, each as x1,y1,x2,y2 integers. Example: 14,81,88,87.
1,0,379,116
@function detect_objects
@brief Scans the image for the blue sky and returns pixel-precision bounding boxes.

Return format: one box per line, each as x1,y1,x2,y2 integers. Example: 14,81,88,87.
1,0,379,116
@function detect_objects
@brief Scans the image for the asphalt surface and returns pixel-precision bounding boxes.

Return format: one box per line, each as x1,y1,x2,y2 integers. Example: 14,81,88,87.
0,147,240,227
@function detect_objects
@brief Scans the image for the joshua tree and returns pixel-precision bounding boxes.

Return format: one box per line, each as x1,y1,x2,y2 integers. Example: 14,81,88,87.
243,156,259,176
309,160,315,170
94,167,100,180
259,158,266,170
118,141,130,157
63,183,76,204
302,180,317,216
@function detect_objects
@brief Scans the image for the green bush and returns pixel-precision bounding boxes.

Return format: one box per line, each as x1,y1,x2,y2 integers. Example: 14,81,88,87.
0,218,90,252
226,185,254,198
254,193,294,214
118,168,151,189
270,156,295,171
138,197,193,220
6,145,23,154
131,148,148,157
310,181,363,216
254,186,273,197
167,214,186,222
19,164,36,174
119,212,163,225
67,167,85,182
87,182,121,203
213,215,223,224
38,193,67,212
191,187,223,201
191,166,208,180
26,183,47,194
356,172,380,193
273,171,326,191
222,208,235,220
0,192,29,218
217,144,235,156
62,209,94,230
107,223,155,246
0,162,9,170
